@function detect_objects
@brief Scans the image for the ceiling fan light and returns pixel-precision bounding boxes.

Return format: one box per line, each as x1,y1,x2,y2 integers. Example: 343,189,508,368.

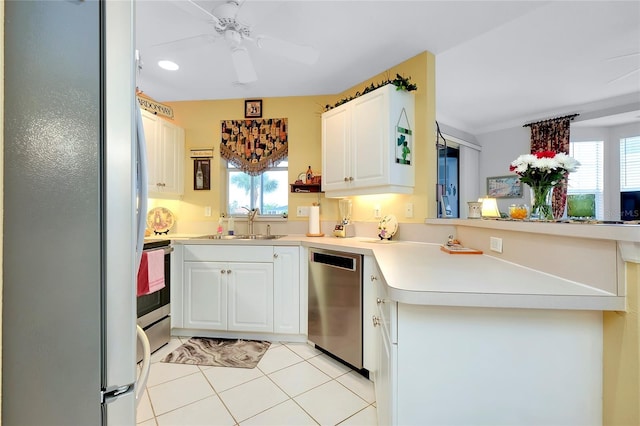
231,47,257,83
158,60,179,71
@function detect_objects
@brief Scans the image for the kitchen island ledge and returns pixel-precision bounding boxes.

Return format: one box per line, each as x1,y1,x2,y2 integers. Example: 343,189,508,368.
426,218,639,263
172,233,625,312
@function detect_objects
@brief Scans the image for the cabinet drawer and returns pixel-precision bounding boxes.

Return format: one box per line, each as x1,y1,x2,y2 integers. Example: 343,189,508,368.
184,245,273,262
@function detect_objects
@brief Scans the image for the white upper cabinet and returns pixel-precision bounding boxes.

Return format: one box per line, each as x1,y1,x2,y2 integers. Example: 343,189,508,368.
141,109,185,198
322,84,415,197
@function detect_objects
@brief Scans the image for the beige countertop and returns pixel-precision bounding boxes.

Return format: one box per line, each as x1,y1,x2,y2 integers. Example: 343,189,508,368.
171,234,624,312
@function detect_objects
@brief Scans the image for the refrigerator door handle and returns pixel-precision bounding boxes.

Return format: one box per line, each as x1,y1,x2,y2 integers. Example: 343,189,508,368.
135,324,151,406
101,383,134,404
135,103,149,268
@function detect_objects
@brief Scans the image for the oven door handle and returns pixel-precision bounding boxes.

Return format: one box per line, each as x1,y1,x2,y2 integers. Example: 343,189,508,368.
143,246,173,255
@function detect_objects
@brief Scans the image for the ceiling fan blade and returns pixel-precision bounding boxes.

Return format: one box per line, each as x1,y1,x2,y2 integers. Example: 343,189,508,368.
606,52,640,61
608,67,640,84
230,46,257,84
255,35,319,65
150,33,219,53
172,0,222,27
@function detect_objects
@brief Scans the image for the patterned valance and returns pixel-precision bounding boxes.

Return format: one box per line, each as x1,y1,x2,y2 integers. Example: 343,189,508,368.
220,118,288,176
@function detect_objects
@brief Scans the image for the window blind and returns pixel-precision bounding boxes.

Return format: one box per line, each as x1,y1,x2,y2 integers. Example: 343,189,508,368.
569,140,603,219
620,136,640,191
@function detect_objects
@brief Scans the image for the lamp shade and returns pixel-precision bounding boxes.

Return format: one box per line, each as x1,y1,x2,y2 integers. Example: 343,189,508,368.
481,197,501,218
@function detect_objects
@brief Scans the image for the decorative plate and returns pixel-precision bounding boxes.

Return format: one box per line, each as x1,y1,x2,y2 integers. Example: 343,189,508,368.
297,172,307,182
377,214,398,240
147,207,175,234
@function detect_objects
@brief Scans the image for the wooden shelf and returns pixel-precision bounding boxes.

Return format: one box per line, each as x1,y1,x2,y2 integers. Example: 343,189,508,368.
290,183,322,193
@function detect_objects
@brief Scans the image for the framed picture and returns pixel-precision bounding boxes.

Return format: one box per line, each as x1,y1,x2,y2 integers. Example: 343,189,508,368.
487,175,523,198
244,99,262,118
193,159,210,190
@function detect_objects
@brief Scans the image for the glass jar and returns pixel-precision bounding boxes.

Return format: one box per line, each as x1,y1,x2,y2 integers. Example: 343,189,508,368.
509,204,529,220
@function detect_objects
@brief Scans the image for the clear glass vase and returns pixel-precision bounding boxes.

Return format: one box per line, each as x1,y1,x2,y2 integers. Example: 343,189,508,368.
529,184,554,221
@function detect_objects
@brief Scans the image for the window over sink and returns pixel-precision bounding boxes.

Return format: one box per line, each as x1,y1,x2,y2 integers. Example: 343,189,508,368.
227,159,288,217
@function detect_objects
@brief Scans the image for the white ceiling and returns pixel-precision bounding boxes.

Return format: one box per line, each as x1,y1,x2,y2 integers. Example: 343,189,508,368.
135,0,640,136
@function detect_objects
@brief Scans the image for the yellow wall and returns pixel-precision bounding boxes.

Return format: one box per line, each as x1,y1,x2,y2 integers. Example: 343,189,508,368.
604,262,640,425
153,94,332,225
155,51,435,227
1,0,5,418
332,51,436,222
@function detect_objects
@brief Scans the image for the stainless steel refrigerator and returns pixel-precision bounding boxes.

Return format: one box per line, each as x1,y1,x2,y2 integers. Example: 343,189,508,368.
3,1,143,424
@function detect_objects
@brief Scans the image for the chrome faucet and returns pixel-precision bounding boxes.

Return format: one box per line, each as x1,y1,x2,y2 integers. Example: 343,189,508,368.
241,207,259,234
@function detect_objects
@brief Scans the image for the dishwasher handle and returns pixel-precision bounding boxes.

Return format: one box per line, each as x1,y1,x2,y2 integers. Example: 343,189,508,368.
310,250,358,271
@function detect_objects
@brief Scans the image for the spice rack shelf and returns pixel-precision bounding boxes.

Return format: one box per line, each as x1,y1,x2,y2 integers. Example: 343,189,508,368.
290,184,323,193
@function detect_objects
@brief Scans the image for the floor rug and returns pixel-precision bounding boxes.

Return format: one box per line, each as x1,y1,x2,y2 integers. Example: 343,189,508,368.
161,337,270,368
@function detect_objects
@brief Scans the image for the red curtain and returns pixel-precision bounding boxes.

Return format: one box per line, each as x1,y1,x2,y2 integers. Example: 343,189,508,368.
526,116,575,219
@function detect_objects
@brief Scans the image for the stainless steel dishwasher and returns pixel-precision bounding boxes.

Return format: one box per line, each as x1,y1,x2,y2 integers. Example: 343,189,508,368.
308,248,363,370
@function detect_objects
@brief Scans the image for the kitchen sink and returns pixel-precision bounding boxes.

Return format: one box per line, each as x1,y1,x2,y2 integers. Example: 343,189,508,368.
193,234,286,240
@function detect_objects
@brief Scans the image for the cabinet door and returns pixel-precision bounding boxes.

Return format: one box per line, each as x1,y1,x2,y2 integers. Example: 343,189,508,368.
375,324,396,426
183,262,227,330
362,256,380,373
158,120,184,196
273,247,300,334
141,110,162,193
227,262,274,333
351,88,387,188
321,105,351,192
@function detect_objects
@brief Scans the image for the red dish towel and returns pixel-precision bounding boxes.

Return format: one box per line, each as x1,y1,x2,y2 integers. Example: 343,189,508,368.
137,249,165,296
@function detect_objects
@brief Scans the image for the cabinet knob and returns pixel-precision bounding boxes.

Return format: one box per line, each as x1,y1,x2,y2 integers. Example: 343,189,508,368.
226,269,232,274
221,270,226,274
377,298,383,305
372,316,380,327
273,253,279,259
370,275,378,282
344,177,349,182
348,177,354,181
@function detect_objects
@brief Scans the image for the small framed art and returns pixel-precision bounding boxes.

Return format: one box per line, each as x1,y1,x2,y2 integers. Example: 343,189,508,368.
244,99,262,118
194,159,211,191
486,175,523,198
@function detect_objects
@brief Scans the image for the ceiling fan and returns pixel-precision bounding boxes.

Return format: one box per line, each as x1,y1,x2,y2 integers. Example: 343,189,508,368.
606,51,640,84
166,0,320,84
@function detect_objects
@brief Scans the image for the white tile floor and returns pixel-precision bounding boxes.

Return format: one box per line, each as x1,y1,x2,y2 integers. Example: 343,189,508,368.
136,337,377,426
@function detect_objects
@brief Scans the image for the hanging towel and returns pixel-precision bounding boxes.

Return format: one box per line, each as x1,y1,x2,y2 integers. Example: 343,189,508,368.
137,249,165,296
137,252,149,296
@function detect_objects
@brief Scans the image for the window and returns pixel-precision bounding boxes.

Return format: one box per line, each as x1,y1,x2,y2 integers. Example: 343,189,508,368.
620,136,640,191
227,159,288,216
568,141,604,219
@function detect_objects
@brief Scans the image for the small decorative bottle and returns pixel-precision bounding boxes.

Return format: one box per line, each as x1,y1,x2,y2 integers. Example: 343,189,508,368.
195,162,204,189
306,166,314,184
228,216,235,236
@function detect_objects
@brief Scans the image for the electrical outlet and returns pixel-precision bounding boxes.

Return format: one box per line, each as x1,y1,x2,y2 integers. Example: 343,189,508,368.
297,206,310,217
204,206,212,217
373,205,381,218
490,237,503,253
405,203,414,218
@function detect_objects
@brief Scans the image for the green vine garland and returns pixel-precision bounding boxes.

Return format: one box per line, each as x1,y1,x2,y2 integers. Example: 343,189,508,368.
323,74,417,112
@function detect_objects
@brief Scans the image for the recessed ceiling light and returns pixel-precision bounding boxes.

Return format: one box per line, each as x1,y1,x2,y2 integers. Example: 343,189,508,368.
158,60,179,71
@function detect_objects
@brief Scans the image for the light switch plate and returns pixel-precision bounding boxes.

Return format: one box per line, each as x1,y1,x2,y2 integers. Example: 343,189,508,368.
297,206,310,217
374,205,381,218
405,203,414,218
490,237,503,253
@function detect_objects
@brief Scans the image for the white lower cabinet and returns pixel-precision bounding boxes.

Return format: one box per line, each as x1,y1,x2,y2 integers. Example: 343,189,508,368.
376,321,397,426
362,256,379,373
372,269,398,425
178,244,300,336
183,261,227,330
184,261,273,333
273,246,300,334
